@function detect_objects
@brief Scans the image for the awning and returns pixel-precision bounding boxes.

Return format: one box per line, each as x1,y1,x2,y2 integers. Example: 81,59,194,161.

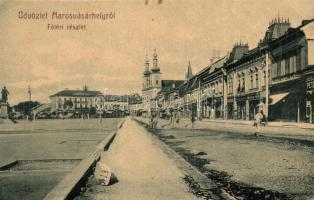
269,92,289,105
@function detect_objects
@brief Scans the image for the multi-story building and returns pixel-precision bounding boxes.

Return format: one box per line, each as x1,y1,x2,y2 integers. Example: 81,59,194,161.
50,88,102,117
225,42,267,120
267,19,314,123
50,89,131,118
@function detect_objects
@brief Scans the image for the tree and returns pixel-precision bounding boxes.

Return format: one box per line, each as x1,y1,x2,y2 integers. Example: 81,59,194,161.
63,100,74,110
13,101,40,116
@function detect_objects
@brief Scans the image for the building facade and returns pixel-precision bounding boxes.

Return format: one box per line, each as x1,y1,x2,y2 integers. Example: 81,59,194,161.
50,89,102,117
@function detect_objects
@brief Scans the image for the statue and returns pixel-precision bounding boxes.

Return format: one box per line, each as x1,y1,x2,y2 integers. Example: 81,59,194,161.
1,86,9,103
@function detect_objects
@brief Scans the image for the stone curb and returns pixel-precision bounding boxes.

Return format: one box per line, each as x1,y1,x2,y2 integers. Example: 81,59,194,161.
134,118,236,200
44,118,125,200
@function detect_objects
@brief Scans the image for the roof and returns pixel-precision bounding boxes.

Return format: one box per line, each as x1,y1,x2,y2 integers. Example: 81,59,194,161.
209,55,229,73
156,80,185,97
50,89,102,97
160,80,184,92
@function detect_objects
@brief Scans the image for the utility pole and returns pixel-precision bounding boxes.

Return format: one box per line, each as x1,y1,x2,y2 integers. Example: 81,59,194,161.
197,79,201,120
265,52,269,118
28,85,32,101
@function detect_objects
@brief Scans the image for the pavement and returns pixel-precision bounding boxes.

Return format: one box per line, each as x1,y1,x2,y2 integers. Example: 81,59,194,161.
77,118,200,200
0,118,122,200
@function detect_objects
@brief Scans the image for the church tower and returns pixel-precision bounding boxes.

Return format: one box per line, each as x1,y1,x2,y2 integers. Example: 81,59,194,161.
143,53,151,90
150,49,161,88
185,60,193,80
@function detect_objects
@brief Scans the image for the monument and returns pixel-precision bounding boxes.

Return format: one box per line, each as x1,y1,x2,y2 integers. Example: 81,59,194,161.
0,86,9,119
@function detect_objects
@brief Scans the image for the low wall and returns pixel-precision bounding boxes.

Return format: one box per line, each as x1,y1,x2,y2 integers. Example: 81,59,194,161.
44,118,125,200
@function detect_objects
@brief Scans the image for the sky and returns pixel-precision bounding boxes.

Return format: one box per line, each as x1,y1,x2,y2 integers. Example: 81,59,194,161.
0,0,313,105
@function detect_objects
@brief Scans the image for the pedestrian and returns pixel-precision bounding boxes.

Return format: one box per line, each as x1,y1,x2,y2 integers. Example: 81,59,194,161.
191,112,195,128
149,114,154,129
152,114,158,129
254,110,264,137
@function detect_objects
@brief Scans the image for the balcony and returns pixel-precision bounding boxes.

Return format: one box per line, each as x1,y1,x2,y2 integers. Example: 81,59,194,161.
272,73,302,84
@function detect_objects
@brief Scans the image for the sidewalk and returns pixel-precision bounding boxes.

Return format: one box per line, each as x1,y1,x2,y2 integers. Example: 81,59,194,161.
199,118,314,129
84,118,199,200
135,117,314,140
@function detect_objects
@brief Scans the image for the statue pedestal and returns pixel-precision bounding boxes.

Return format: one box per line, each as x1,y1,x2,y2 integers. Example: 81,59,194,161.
0,102,9,119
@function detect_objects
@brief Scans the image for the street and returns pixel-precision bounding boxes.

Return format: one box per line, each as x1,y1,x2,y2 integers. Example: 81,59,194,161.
135,117,314,200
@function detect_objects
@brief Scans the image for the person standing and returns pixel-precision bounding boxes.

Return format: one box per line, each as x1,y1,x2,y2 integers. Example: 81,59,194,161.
191,112,195,128
254,110,264,136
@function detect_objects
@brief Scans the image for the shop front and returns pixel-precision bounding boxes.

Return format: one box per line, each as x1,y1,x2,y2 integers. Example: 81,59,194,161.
247,93,260,120
306,75,314,123
227,98,234,119
214,97,223,119
236,97,246,120
269,83,306,122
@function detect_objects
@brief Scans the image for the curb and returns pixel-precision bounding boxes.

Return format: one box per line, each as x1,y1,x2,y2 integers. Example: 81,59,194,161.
134,118,236,200
44,118,125,200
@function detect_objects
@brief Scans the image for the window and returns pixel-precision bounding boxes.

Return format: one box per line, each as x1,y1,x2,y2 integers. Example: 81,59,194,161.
290,56,296,73
276,61,281,77
255,73,259,89
228,78,233,94
285,57,290,74
263,71,266,86
296,52,301,71
281,60,285,76
242,77,245,91
250,75,253,89
156,80,158,85
272,63,277,78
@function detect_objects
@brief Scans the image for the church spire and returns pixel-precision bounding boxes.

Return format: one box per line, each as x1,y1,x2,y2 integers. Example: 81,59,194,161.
151,49,160,73
185,60,193,80
143,53,151,76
